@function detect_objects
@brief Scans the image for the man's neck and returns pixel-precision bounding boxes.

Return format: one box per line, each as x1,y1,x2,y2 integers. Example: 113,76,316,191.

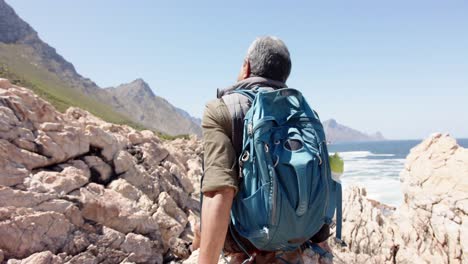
217,76,287,98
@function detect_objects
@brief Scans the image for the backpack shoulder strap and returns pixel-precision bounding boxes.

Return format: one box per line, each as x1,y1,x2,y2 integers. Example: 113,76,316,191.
219,87,276,156
220,92,251,157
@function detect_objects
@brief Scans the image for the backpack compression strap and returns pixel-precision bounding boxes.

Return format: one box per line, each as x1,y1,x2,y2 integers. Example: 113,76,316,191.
335,184,346,247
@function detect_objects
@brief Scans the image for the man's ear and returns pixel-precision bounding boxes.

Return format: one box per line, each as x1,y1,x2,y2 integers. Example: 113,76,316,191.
237,59,251,81
243,60,251,79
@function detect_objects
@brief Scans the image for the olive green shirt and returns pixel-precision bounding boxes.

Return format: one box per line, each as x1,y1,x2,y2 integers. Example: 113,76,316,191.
201,77,287,194
201,99,239,193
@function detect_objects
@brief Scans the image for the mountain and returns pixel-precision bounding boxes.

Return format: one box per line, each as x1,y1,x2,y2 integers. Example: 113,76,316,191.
175,107,202,126
0,0,201,136
0,0,103,95
104,79,202,136
322,119,385,143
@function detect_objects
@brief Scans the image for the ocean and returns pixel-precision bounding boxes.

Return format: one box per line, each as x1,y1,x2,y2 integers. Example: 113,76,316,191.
328,138,468,206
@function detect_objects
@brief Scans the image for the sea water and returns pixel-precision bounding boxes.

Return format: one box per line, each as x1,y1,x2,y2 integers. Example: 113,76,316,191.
328,138,468,206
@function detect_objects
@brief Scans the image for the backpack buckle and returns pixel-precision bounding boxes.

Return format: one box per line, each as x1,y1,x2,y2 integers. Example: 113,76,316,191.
334,238,347,247
241,151,250,162
247,123,253,136
273,155,279,167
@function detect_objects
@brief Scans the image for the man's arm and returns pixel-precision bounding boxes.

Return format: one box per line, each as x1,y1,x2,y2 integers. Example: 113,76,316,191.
198,187,235,264
198,100,239,263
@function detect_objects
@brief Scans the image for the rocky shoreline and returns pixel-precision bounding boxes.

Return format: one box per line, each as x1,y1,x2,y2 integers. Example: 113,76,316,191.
0,79,466,263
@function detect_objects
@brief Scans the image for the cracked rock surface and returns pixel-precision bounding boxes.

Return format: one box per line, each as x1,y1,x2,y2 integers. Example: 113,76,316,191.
0,79,202,263
328,133,468,264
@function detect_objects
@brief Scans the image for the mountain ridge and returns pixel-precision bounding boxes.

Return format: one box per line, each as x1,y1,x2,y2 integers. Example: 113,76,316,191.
0,0,201,136
105,79,202,136
323,118,385,143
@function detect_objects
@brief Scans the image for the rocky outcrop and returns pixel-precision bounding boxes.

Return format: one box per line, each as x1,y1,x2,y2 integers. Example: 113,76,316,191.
398,133,467,263
0,79,202,263
331,133,468,264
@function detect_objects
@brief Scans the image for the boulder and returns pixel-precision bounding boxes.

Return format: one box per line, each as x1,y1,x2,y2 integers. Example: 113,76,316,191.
0,208,73,259
397,133,468,263
6,251,62,264
153,192,191,253
83,155,113,183
113,150,134,174
80,183,160,235
120,233,161,264
29,165,89,194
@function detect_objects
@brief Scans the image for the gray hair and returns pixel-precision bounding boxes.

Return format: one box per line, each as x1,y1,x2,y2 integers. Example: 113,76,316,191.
246,36,291,83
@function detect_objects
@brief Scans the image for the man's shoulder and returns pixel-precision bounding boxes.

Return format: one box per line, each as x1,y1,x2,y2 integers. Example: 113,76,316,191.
203,98,231,131
204,98,228,117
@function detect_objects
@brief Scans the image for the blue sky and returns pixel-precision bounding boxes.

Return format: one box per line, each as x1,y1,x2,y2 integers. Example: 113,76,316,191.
7,0,468,139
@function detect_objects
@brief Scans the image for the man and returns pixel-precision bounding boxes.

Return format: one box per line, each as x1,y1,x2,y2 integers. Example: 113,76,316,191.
196,36,329,263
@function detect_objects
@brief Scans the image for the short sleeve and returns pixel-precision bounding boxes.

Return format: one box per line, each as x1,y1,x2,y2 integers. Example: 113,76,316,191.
201,99,239,194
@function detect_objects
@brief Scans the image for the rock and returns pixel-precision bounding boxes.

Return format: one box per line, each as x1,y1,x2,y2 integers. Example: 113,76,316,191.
0,84,61,125
0,208,73,259
36,126,90,162
113,150,134,174
128,131,145,145
168,237,191,259
0,139,49,172
154,192,188,251
65,107,105,126
6,251,62,264
85,125,119,161
95,226,125,249
0,186,57,208
29,165,89,194
141,130,159,143
158,192,189,227
120,164,161,201
108,179,153,211
121,233,161,264
0,78,12,88
83,156,113,183
0,157,29,187
65,251,98,264
61,231,90,256
35,199,84,227
396,133,468,263
156,166,189,208
80,183,160,235
39,122,64,132
182,249,224,264
140,142,169,166
326,134,468,264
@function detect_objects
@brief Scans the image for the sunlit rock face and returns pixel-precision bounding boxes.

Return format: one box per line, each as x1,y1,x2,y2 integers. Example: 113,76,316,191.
0,79,202,263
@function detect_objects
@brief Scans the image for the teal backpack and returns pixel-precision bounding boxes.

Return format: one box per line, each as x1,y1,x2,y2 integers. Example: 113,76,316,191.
229,87,344,253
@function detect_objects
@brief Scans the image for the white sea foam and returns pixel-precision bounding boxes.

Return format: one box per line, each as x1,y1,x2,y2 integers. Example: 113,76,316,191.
337,151,405,206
